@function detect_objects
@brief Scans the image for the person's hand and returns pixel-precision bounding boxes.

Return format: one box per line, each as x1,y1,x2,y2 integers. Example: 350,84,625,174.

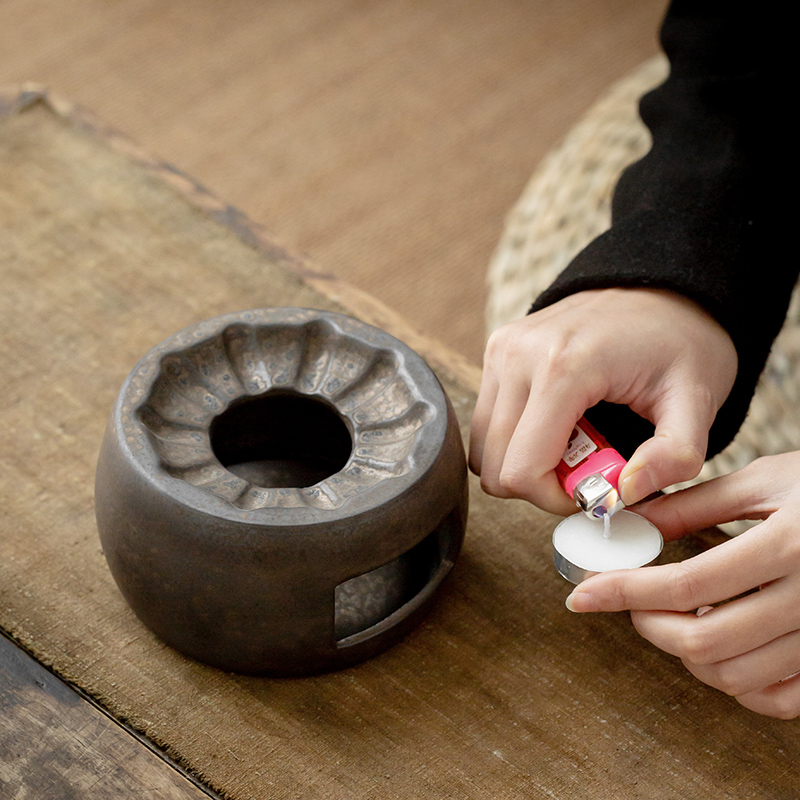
469,288,737,514
566,452,800,719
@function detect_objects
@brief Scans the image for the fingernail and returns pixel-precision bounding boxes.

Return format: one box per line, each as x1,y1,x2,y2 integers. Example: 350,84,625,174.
565,590,597,613
619,463,657,506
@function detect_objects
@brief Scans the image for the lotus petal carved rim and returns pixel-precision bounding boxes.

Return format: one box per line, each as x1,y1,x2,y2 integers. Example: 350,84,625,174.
119,308,445,514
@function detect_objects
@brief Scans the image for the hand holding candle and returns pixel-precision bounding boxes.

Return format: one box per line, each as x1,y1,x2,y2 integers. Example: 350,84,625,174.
566,451,800,720
467,284,800,717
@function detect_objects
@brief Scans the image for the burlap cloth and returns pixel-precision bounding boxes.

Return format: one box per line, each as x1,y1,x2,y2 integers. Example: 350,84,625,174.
1,88,797,800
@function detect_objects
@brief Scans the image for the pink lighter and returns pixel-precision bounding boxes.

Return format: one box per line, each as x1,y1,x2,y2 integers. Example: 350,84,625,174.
555,416,627,519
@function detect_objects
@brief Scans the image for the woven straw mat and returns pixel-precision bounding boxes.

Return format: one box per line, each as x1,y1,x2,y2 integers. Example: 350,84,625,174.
486,55,800,506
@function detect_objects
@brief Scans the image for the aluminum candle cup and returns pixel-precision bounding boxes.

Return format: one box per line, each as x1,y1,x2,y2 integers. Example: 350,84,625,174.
552,510,663,584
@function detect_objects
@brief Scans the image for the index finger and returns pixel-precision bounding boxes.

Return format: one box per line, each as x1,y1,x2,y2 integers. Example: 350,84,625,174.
566,520,785,613
497,395,586,507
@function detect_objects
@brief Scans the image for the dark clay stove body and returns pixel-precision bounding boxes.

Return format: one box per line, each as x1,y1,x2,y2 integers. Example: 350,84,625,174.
95,308,468,676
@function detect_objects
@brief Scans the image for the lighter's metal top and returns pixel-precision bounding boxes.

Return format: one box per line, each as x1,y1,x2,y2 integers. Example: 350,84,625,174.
573,473,624,519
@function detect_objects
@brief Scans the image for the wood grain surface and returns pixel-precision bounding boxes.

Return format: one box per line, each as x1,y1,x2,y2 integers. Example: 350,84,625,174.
0,633,220,800
1,88,797,800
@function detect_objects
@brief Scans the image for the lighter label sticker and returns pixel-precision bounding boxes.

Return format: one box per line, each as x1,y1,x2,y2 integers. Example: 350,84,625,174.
562,425,597,468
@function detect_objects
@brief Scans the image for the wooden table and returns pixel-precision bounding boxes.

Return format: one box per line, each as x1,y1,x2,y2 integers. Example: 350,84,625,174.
1,86,797,800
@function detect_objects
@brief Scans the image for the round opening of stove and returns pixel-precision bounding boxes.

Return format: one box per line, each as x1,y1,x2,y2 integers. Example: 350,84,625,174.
210,391,353,489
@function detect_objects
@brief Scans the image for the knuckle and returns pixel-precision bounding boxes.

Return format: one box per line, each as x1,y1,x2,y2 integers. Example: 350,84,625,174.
674,440,706,477
479,474,505,499
782,522,800,564
540,333,592,381
486,321,534,363
484,326,511,360
497,467,529,499
707,662,747,696
767,694,800,720
479,469,518,500
485,317,605,397
668,563,705,612
607,580,635,612
739,684,800,720
677,626,716,665
654,430,706,485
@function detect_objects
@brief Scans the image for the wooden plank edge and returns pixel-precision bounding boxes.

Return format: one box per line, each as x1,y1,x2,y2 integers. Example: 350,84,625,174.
0,83,483,396
0,629,224,799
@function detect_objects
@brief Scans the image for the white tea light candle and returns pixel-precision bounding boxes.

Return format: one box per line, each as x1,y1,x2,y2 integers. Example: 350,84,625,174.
552,510,663,584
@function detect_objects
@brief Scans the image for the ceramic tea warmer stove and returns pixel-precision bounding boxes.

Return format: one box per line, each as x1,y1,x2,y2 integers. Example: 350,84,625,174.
95,308,467,676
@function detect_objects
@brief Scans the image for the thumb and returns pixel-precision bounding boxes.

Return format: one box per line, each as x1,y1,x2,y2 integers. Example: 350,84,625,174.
618,394,711,505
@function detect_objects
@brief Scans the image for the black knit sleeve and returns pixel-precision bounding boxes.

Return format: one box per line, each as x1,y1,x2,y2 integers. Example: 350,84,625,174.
529,0,795,459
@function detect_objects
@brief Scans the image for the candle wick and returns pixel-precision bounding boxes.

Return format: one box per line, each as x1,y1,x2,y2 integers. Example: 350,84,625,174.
603,513,611,540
